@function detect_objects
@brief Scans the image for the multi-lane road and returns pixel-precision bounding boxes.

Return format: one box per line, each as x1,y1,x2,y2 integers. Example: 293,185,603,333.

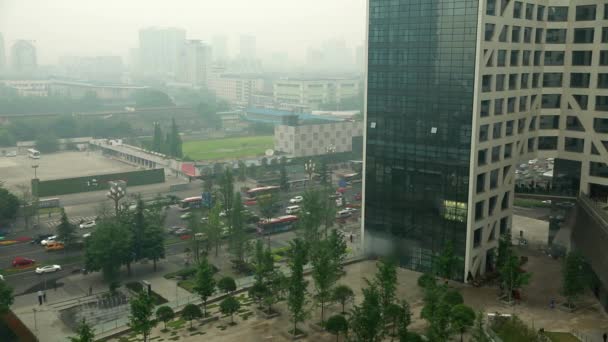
1,179,363,292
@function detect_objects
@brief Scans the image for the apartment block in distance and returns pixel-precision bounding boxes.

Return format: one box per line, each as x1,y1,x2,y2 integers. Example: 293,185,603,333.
273,78,359,110
364,0,608,282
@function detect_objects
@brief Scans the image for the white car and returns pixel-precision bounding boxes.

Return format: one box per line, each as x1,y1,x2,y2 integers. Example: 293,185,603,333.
344,207,358,213
5,151,17,157
35,265,62,274
336,209,352,219
82,233,92,239
40,236,57,246
289,196,303,204
0,274,4,281
79,220,96,229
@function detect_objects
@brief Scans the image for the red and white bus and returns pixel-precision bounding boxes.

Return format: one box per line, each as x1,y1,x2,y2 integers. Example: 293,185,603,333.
246,185,280,200
257,215,298,235
178,196,202,211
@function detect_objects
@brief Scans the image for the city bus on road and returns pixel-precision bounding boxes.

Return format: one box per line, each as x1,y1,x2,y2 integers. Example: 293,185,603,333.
246,185,280,200
179,196,202,211
257,215,298,235
27,149,41,159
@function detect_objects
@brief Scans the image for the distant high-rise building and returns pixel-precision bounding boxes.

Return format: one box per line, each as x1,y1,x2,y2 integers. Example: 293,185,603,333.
11,40,37,72
0,33,5,71
138,27,186,77
239,34,256,60
212,35,229,62
179,40,212,86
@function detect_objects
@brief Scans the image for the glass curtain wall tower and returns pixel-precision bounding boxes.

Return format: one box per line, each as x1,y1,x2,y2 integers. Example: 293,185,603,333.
363,0,608,281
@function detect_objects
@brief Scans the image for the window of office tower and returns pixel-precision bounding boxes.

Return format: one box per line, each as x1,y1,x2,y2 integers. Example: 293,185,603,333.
366,0,478,280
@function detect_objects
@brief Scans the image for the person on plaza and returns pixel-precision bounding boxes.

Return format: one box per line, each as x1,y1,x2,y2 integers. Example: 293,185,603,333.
37,290,43,305
43,291,47,302
603,332,607,342
550,298,555,309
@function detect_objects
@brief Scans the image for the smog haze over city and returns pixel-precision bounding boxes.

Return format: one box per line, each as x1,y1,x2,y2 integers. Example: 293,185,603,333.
1,0,608,341
0,0,366,65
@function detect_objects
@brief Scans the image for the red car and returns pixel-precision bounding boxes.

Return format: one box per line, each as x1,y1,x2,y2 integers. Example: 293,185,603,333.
12,257,35,267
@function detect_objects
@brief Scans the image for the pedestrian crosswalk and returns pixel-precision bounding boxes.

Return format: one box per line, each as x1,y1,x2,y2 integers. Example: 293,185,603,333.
44,216,97,229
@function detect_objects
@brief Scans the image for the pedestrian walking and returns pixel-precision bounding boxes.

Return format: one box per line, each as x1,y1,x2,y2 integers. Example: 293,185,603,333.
603,332,607,342
37,291,43,305
550,298,555,309
350,234,353,243
43,291,47,303
89,286,93,296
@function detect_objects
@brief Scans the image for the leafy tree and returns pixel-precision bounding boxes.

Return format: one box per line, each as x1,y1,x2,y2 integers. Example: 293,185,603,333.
287,238,309,335
417,273,437,289
279,162,289,190
260,157,268,168
182,303,202,329
375,258,398,320
193,257,216,317
207,203,223,256
443,290,464,307
496,232,513,271
0,184,20,224
311,239,340,323
349,281,382,342
156,306,175,330
257,194,279,246
128,291,156,342
499,254,531,303
15,184,35,229
168,118,183,158
385,303,403,338
142,204,166,271
396,301,412,342
84,219,132,286
321,192,338,237
451,304,476,342
562,251,587,309
325,314,348,342
188,213,204,263
218,276,237,294
219,168,234,213
152,122,163,153
318,159,329,186
298,189,324,247
328,229,347,274
219,296,241,324
246,164,258,178
237,161,247,181
134,89,173,107
248,282,267,308
56,209,76,248
228,192,248,266
68,319,95,342
434,242,458,280
35,133,59,153
0,281,14,314
470,311,490,342
332,285,354,314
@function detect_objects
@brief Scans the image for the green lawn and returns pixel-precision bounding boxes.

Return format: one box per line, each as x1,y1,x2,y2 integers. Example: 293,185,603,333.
183,136,273,160
545,332,580,342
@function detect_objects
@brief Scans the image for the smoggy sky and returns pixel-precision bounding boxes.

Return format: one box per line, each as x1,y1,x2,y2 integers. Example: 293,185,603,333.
0,0,366,65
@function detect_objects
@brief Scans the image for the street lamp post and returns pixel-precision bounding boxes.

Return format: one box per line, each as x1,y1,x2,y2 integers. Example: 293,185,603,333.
304,159,316,185
31,164,39,179
325,145,336,186
107,183,126,216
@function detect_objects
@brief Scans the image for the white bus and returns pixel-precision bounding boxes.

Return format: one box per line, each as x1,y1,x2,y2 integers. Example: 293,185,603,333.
27,148,40,159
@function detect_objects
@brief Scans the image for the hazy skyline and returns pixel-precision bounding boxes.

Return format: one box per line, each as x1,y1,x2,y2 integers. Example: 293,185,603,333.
0,0,366,65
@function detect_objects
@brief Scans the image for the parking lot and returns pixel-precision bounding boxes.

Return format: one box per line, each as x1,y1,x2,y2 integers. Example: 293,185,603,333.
0,151,139,191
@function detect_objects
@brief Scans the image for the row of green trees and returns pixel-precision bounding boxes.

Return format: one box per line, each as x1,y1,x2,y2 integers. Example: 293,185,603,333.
84,198,166,289
0,115,134,147
150,118,182,158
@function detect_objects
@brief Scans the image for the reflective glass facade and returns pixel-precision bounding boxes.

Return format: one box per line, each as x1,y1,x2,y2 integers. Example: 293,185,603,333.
365,0,479,278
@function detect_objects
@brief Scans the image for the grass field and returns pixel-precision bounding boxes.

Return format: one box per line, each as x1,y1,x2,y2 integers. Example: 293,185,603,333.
183,136,273,160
